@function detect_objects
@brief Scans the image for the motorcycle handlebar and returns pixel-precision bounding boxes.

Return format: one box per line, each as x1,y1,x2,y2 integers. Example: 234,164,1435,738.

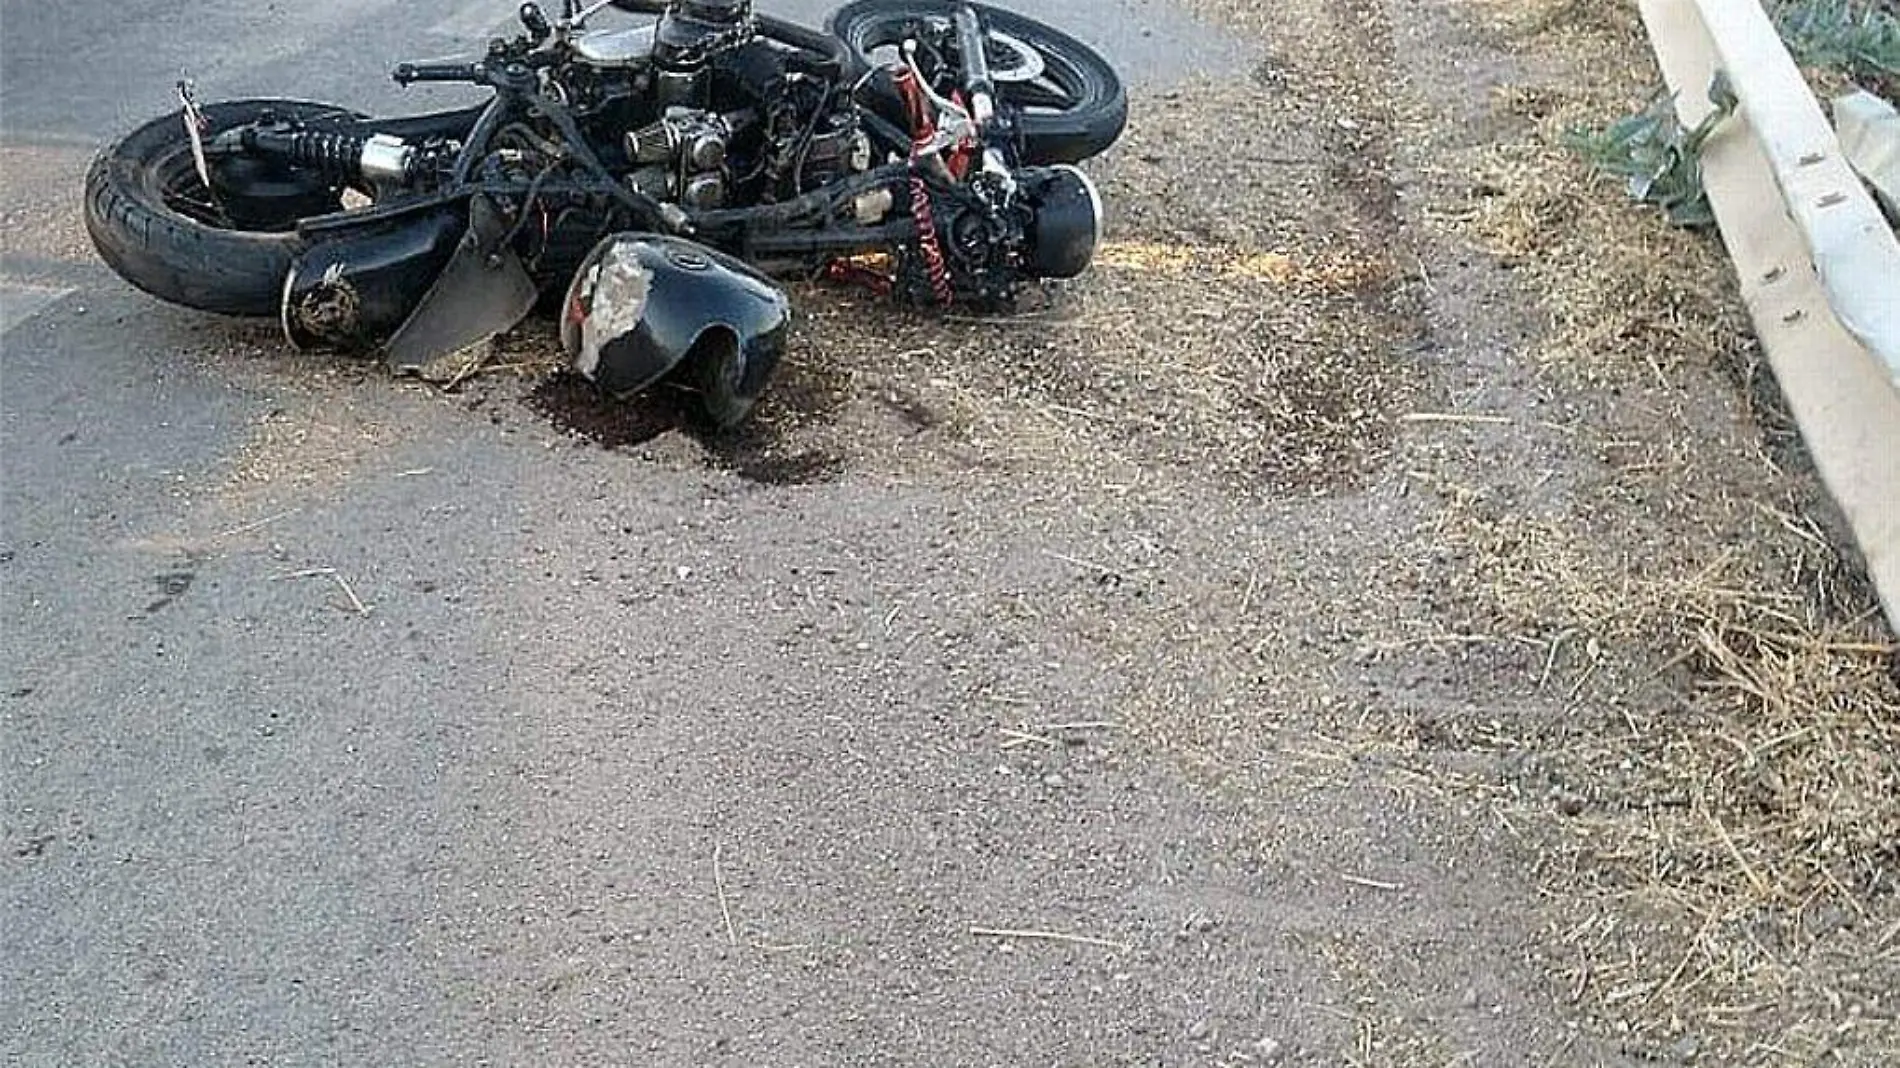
392,61,484,86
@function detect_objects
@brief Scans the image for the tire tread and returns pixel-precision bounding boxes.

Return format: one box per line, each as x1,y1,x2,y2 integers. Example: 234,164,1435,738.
83,99,354,317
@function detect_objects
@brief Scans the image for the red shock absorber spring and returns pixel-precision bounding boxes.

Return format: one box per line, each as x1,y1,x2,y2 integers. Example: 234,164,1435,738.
889,64,937,155
910,176,953,308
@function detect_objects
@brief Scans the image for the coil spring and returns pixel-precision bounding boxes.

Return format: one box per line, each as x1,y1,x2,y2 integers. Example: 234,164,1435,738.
274,129,371,183
910,177,953,308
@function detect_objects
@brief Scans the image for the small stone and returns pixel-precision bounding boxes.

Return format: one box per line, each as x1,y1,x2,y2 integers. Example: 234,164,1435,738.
1042,774,1064,789
1187,1019,1212,1041
1808,904,1852,937
1255,1037,1283,1058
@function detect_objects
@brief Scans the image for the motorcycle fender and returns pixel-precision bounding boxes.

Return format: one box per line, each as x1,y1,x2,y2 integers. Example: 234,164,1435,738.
383,196,538,373
281,207,465,352
560,233,791,398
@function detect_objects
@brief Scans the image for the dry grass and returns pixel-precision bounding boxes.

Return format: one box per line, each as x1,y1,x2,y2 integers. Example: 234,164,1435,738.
1403,0,1900,1055
743,76,1422,496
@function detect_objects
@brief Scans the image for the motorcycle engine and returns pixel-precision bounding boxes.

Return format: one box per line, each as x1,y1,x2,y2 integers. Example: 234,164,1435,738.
568,0,861,209
569,1,747,107
897,165,1104,309
624,108,733,208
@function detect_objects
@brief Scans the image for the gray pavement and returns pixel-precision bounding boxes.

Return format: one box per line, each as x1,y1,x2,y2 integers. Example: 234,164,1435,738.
0,3,1328,1064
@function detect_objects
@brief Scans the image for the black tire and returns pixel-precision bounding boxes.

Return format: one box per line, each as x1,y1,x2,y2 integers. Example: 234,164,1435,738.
84,99,359,317
826,0,1127,165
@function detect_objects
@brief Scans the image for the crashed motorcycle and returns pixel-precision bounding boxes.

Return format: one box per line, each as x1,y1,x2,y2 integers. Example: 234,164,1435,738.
83,0,1125,427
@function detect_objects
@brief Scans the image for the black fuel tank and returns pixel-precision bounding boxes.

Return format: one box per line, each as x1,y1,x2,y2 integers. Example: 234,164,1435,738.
560,232,791,428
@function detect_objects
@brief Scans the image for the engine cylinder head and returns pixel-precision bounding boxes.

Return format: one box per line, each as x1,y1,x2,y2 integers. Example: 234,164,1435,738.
654,0,754,72
655,68,705,109
674,0,749,24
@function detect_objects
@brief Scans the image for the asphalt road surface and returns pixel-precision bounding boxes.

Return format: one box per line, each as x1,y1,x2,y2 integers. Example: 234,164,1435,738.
0,2,1348,1064
15,0,1891,1059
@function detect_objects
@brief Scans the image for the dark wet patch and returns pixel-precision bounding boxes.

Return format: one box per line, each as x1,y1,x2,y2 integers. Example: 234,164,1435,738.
525,374,692,451
1316,0,1406,247
758,355,853,426
703,438,846,485
524,358,852,487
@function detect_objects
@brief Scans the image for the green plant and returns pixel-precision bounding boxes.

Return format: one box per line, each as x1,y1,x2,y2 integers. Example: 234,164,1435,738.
1568,79,1737,228
1774,0,1900,83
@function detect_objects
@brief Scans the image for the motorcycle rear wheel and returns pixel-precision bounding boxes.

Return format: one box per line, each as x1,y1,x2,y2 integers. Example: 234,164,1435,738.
826,0,1127,165
85,99,360,317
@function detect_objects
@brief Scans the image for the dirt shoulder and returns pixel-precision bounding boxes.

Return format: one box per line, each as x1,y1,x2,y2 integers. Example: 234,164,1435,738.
1351,0,1900,1059
504,0,1898,1060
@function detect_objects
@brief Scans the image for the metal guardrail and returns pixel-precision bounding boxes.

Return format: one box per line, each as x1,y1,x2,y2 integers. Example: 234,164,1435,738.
1690,0,1900,386
1836,89,1900,220
1640,0,1900,629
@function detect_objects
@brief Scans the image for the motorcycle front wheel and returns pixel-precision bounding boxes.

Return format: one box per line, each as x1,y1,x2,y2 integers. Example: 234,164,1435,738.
85,99,361,316
826,0,1128,165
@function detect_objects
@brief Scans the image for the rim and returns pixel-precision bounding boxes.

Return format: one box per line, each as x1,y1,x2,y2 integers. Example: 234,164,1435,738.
982,31,1047,85
147,144,237,228
139,107,355,233
849,13,1092,116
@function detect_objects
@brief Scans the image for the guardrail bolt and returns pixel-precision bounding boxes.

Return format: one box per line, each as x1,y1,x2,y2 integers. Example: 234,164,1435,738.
1798,152,1826,166
1781,308,1806,324
1817,192,1847,208
1761,266,1785,283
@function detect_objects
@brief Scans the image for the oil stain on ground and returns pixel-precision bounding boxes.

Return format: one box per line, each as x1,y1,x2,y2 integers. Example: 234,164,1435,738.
524,357,852,487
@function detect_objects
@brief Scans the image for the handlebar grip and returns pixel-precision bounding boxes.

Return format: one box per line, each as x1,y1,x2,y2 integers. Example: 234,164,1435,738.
392,61,483,86
519,2,552,42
